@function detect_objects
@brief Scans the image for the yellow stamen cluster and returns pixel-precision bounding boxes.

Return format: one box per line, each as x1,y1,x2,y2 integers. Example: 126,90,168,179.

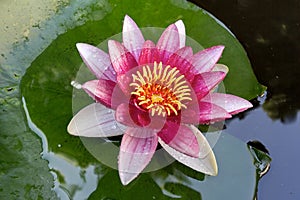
130,62,192,117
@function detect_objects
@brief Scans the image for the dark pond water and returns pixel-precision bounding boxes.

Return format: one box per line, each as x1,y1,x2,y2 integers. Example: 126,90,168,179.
191,0,300,199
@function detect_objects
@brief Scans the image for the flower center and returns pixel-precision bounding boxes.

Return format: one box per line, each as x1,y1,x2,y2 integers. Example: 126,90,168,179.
130,62,192,117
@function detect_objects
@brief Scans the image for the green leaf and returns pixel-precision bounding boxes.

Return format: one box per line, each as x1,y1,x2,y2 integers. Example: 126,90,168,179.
0,72,57,199
247,141,272,200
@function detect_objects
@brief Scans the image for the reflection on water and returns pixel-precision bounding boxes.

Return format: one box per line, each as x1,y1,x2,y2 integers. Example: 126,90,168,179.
192,0,300,122
23,97,99,199
263,93,299,123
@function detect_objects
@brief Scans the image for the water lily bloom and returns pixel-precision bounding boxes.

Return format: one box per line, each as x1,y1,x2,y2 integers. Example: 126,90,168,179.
68,15,252,185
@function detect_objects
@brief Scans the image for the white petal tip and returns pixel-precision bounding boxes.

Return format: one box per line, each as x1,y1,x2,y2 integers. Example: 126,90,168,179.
208,159,218,176
67,119,78,136
76,42,83,48
107,40,120,51
213,64,229,74
245,102,253,109
175,19,183,24
175,20,186,48
210,45,225,56
216,45,225,50
71,81,82,89
175,20,184,30
124,14,132,22
199,149,218,176
76,43,89,52
119,171,138,185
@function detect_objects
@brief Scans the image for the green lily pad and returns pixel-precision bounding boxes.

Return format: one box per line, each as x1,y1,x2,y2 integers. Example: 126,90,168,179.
1,0,266,199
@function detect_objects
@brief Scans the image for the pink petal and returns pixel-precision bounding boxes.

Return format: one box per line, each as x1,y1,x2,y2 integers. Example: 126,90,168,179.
182,102,231,124
115,103,138,127
180,103,200,124
158,122,200,157
158,125,218,175
166,47,194,81
198,102,232,123
191,45,225,74
108,40,138,75
76,43,116,81
122,15,145,61
67,103,125,137
131,105,153,128
124,126,157,139
116,73,133,95
82,79,118,108
156,24,180,64
202,93,253,115
115,102,151,127
191,71,226,100
174,20,186,48
119,131,158,185
138,40,160,65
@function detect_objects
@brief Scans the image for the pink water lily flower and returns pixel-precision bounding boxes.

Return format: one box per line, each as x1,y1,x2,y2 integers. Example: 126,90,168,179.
68,15,252,185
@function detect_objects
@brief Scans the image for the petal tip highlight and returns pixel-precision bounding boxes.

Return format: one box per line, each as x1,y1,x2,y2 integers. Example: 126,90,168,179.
67,118,78,136
123,15,135,27
206,153,218,176
76,43,87,55
212,45,225,53
119,171,138,186
75,43,93,54
75,42,84,49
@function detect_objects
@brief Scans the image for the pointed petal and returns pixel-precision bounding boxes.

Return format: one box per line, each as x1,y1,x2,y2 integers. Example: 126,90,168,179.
138,40,160,65
76,43,116,81
209,64,229,93
108,40,138,75
67,103,125,137
198,102,232,123
212,64,229,74
182,101,231,124
191,45,225,74
175,20,186,48
158,125,218,176
156,24,180,64
166,47,194,80
202,93,253,115
119,131,158,185
191,71,226,100
158,122,200,157
123,15,145,61
82,79,117,108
